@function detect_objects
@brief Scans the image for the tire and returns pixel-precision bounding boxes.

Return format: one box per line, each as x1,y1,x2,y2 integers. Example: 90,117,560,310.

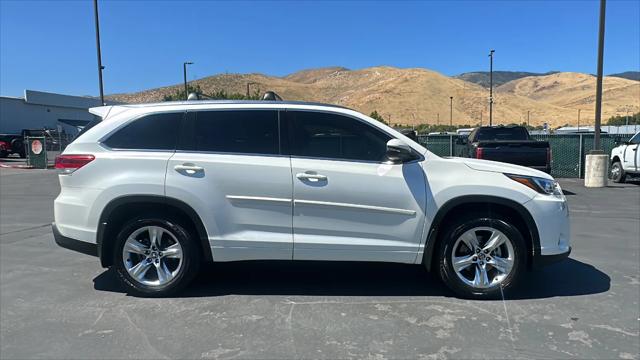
113,217,200,297
438,215,526,299
10,139,24,158
610,161,626,183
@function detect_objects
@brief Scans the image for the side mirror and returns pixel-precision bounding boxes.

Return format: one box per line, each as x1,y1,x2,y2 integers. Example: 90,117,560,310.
386,139,414,163
456,137,468,145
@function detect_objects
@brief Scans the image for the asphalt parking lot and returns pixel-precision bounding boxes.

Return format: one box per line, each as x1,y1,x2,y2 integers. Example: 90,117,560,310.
1,168,638,359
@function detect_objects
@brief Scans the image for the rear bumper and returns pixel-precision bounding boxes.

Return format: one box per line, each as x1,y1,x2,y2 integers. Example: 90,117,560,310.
52,222,97,257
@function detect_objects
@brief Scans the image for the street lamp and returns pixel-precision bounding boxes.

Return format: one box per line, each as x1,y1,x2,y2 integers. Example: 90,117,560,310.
93,0,105,105
449,96,453,126
183,62,194,100
489,49,495,126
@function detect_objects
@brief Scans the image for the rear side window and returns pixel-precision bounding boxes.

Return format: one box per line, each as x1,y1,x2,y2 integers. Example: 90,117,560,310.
476,127,529,141
179,110,279,155
103,113,182,150
288,111,392,162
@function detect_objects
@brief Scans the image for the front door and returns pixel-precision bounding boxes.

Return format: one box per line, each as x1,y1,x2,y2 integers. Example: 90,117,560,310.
623,133,640,172
285,110,427,263
166,109,293,261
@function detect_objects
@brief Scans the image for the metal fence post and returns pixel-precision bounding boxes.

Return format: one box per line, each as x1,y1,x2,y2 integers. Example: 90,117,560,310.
578,134,584,179
449,135,453,156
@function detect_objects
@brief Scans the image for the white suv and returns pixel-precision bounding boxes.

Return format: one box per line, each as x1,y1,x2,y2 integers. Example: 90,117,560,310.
53,100,571,298
610,131,640,183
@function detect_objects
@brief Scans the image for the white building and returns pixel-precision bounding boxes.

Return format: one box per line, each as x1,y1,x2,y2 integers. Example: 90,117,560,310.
0,90,119,135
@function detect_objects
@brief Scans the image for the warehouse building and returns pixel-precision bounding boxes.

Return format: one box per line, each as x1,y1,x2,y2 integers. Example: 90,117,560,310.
0,89,119,135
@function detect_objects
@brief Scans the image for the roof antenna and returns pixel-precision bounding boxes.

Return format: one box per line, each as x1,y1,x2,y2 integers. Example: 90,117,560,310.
262,91,283,101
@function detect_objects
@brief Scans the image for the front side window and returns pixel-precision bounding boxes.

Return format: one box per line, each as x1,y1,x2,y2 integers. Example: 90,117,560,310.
103,112,182,150
179,110,279,155
288,111,391,162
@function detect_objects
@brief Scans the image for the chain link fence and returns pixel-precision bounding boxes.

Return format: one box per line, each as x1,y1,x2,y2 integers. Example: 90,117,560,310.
416,134,632,178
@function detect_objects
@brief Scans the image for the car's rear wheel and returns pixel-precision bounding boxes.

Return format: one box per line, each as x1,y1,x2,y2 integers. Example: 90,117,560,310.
438,216,525,299
610,161,626,183
113,217,200,297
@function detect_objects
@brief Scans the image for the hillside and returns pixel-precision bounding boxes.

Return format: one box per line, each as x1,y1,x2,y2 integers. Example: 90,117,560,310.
454,71,558,88
107,66,640,128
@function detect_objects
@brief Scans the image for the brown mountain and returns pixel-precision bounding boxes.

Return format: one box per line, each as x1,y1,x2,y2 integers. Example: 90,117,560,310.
107,66,640,128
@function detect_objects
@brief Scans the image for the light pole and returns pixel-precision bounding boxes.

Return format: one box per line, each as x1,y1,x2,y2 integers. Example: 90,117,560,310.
527,110,530,127
585,0,608,188
437,113,440,126
489,49,495,126
593,0,606,152
183,62,193,100
93,0,105,105
480,110,483,126
449,96,453,126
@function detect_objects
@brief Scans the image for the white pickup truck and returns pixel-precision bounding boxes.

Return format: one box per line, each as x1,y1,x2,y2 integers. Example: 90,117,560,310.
610,131,640,183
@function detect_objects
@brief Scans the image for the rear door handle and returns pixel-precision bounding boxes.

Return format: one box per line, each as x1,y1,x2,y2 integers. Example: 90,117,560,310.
296,172,327,181
174,163,204,175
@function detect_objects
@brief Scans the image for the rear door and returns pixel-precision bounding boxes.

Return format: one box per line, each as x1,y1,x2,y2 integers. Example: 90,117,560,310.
285,110,427,263
165,109,293,261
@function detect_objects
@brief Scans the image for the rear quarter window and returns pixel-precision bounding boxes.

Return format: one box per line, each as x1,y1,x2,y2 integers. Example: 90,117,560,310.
103,112,182,150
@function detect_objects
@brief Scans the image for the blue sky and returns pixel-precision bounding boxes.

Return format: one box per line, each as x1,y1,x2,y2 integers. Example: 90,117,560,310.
1,0,639,97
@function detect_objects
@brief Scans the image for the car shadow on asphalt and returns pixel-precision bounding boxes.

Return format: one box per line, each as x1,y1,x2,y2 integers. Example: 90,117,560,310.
93,258,609,300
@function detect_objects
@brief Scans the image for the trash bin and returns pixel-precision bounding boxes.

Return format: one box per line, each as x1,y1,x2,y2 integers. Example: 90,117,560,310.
25,136,47,169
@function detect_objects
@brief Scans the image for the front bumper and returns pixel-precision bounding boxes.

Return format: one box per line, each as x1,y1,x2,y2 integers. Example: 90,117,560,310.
534,247,571,268
52,222,97,257
523,192,572,268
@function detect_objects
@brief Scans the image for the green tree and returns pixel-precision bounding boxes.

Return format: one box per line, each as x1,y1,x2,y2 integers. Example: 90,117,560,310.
369,110,387,125
163,85,263,102
606,112,640,126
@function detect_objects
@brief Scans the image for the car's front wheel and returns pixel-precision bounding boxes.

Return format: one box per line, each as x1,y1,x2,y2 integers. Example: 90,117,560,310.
438,216,525,299
610,161,626,183
113,217,200,297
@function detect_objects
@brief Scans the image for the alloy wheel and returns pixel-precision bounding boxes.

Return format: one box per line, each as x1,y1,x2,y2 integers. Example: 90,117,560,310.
122,226,184,287
451,226,515,289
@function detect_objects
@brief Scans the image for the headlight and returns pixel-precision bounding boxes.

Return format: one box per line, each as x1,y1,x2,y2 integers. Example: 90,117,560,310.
505,174,563,196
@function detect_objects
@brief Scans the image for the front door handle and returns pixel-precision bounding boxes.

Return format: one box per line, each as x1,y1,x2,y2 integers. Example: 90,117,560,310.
296,172,327,182
174,163,204,175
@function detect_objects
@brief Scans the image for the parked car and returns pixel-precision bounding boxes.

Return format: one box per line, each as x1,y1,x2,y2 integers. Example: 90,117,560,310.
0,134,25,158
53,100,570,299
459,126,551,173
610,131,640,183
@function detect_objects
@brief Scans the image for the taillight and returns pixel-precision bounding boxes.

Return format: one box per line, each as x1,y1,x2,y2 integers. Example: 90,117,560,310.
55,154,95,174
475,147,484,159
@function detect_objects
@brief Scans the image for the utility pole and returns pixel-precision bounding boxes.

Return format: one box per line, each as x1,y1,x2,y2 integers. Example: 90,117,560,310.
93,0,105,105
489,49,495,126
527,110,530,127
437,113,440,126
593,0,606,152
480,111,483,126
183,62,193,100
449,96,453,126
578,109,581,130
246,82,257,98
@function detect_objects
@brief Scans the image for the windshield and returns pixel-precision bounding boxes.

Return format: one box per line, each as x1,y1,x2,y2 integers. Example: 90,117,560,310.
476,127,529,141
